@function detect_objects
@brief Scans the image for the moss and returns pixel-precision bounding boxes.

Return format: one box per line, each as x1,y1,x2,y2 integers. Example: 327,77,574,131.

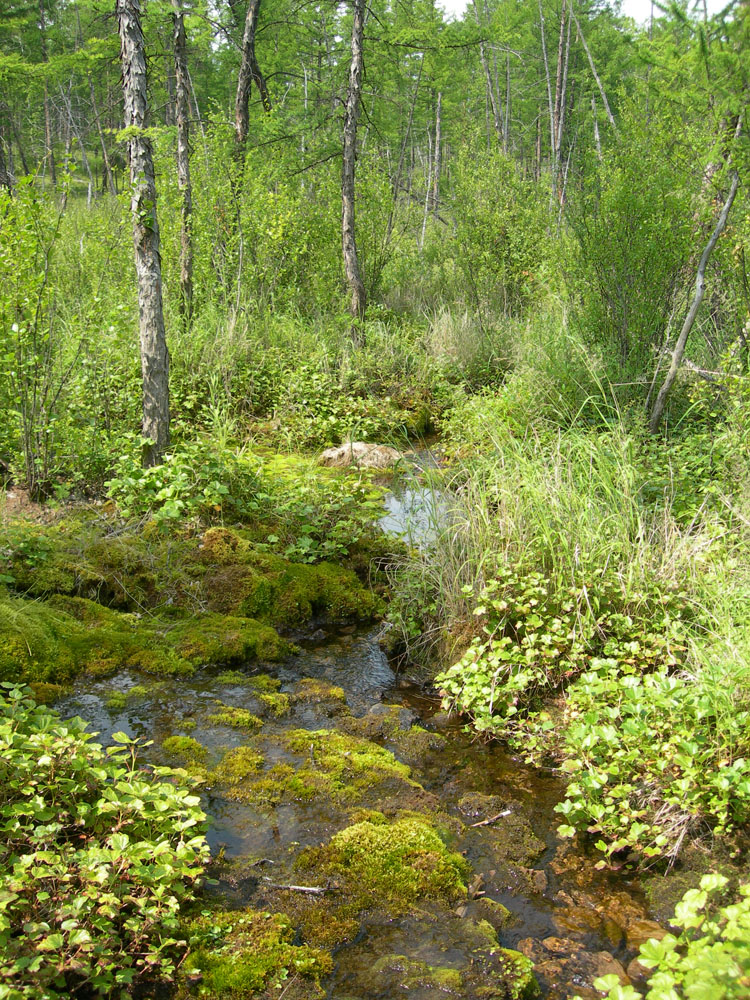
162,735,209,776
0,594,80,684
473,897,514,930
180,908,331,998
207,704,264,732
199,529,382,627
212,746,265,786
488,949,540,1000
370,955,464,994
297,815,470,910
105,690,127,711
259,692,291,717
292,678,347,704
28,682,68,705
215,669,255,685
248,673,281,693
340,705,447,760
282,729,412,795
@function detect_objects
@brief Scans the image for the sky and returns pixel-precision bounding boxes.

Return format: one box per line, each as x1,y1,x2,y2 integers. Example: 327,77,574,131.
438,0,727,26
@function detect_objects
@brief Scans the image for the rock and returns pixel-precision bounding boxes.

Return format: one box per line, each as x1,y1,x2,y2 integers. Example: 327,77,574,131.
319,441,402,469
542,936,583,955
627,957,651,987
625,918,667,951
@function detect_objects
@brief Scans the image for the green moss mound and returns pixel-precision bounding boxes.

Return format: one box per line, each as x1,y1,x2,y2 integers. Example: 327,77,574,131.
180,909,332,998
200,528,381,626
299,815,470,909
213,729,417,809
0,591,289,686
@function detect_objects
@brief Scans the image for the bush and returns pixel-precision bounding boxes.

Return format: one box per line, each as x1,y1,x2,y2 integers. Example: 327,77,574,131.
0,685,209,999
584,875,750,1000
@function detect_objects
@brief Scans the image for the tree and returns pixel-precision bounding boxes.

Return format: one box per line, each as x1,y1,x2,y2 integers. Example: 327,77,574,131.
117,0,170,467
172,0,193,325
342,0,366,326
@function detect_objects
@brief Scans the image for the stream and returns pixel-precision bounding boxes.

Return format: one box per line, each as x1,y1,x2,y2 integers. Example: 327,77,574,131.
55,451,660,999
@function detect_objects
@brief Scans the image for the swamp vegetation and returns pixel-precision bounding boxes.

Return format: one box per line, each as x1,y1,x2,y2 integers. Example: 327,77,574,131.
1,0,750,997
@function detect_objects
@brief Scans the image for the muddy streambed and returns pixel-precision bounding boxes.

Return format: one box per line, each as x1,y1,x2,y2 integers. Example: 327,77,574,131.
55,457,660,999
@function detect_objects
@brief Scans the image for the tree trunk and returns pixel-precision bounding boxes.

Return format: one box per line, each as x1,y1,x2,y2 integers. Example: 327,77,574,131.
538,0,556,165
431,91,442,217
0,106,12,193
649,171,740,433
89,74,116,195
117,0,170,467
385,54,423,243
475,2,502,144
234,0,271,153
342,0,366,324
172,0,193,327
39,0,57,188
572,12,617,134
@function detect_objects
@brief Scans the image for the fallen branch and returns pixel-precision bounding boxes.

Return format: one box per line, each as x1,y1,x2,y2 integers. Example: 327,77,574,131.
470,809,511,828
261,878,338,895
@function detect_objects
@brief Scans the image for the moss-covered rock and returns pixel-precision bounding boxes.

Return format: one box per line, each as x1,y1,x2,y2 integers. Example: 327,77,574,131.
162,735,209,775
370,955,464,994
0,590,290,686
291,678,347,705
212,730,416,810
207,704,264,732
212,746,265,786
297,815,470,910
179,908,332,999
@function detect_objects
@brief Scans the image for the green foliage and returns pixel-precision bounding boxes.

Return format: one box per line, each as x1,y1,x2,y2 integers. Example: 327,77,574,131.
550,648,750,863
0,686,209,999
586,875,750,1000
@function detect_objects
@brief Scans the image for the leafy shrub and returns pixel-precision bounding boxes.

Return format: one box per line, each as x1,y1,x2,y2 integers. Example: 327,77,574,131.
0,685,209,999
551,654,750,863
105,437,263,523
585,875,750,1000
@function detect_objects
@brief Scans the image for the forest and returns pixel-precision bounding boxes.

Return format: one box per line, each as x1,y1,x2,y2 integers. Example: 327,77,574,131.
0,0,749,997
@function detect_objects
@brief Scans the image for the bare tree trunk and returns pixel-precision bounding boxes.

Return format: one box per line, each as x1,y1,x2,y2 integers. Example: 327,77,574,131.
504,52,511,152
89,75,116,195
431,91,442,217
39,0,57,188
342,0,366,325
11,113,29,176
234,0,271,153
60,84,95,194
117,0,170,467
475,2,503,144
538,0,555,165
172,0,193,327
649,171,740,433
572,12,617,134
420,131,432,253
0,119,12,194
553,0,567,148
592,95,602,161
385,55,423,243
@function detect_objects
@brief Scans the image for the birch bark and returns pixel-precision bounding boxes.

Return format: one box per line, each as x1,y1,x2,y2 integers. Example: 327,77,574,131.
117,0,170,466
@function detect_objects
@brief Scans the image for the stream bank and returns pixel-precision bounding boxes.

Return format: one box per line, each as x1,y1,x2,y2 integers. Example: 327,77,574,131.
2,452,667,999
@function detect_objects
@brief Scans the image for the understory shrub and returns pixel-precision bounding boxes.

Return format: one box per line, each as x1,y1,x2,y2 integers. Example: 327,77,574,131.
585,874,750,1000
0,686,209,999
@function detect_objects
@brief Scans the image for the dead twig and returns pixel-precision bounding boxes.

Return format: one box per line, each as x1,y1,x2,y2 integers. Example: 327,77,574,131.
470,809,511,828
261,878,338,895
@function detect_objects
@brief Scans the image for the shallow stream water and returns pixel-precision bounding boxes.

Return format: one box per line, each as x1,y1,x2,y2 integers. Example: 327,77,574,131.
56,450,660,999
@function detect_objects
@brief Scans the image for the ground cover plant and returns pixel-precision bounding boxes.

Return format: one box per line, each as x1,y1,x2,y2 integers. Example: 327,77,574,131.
0,685,210,999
